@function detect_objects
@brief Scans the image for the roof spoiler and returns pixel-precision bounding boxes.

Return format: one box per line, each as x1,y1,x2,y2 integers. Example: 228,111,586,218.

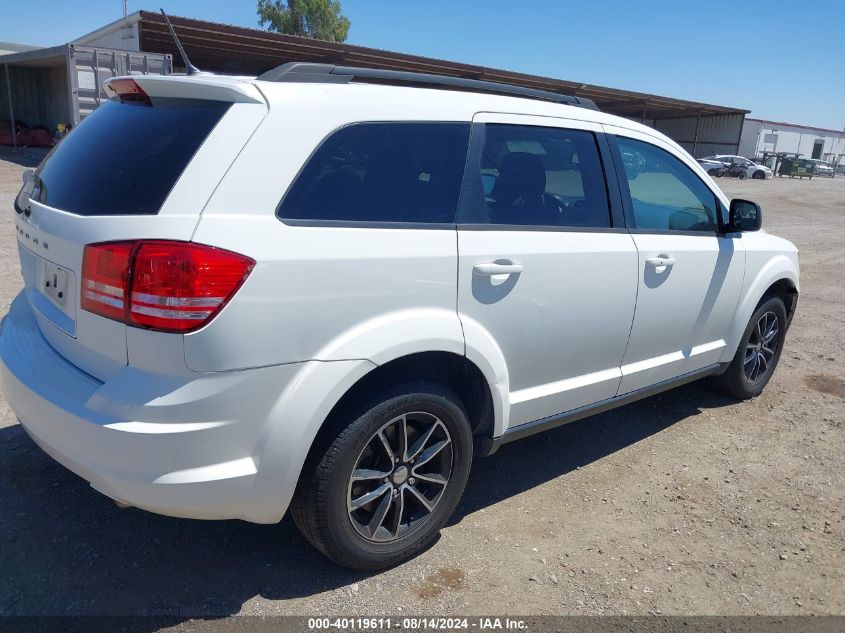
103,74,264,104
257,62,599,110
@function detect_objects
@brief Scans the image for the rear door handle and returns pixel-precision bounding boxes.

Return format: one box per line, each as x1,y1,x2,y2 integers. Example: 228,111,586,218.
473,262,524,276
645,256,677,268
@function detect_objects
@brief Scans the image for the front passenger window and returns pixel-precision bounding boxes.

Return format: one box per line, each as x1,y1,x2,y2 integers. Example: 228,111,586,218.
616,137,718,233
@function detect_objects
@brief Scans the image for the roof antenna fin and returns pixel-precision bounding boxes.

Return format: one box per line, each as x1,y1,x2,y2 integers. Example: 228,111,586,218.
159,9,203,76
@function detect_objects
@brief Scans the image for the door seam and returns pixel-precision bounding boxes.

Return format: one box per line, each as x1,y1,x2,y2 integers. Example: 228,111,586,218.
454,226,467,357
616,233,641,396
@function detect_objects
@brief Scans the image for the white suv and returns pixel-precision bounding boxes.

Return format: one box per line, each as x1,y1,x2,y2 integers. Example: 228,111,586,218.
1,64,799,570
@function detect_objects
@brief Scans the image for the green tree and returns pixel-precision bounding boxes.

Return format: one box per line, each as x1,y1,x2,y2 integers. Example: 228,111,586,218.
257,0,350,43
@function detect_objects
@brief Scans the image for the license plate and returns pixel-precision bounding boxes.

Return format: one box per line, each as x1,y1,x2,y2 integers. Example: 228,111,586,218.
42,261,69,307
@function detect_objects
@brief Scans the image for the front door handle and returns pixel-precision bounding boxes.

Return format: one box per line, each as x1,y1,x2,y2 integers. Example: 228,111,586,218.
645,256,677,268
473,262,524,276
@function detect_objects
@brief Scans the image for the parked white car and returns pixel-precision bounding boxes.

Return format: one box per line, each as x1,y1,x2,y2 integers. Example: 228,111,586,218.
1,64,799,570
808,159,834,177
697,158,728,176
702,155,773,179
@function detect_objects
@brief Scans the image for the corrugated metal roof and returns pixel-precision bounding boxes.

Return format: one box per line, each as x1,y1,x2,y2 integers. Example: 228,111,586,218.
746,118,845,137
0,44,69,68
134,10,748,120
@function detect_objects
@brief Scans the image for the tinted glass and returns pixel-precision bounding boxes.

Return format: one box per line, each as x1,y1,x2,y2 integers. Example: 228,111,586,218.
35,99,230,216
616,136,718,232
468,124,610,228
279,123,470,223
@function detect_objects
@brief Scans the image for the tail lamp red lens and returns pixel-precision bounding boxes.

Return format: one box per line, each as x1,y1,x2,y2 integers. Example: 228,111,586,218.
81,240,254,333
80,242,134,321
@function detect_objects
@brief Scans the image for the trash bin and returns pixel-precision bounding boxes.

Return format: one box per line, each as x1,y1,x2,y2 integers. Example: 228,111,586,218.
778,158,816,179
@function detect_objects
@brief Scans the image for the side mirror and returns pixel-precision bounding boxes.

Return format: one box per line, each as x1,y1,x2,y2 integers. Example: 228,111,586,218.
728,198,762,232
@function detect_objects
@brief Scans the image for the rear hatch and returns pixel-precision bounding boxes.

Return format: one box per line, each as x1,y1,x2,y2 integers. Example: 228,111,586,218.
13,74,267,380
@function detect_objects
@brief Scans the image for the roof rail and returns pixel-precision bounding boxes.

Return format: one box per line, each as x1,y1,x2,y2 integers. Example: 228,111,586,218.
257,62,599,111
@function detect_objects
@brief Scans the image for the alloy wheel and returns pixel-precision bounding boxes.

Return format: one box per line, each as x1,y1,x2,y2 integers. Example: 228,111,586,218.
744,311,779,382
347,412,453,543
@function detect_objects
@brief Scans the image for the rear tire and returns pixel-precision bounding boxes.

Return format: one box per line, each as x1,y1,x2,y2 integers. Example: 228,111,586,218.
291,381,473,570
738,171,747,180
713,297,787,399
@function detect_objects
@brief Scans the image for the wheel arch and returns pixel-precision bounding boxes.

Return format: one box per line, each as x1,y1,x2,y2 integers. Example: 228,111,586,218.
303,352,499,476
760,277,799,326
720,257,799,364
242,308,513,523
311,308,509,442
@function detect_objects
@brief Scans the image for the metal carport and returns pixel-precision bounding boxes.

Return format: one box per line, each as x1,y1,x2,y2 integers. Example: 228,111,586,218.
119,10,748,157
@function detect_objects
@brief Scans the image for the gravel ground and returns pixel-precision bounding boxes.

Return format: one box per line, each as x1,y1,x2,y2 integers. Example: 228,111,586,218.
0,146,842,621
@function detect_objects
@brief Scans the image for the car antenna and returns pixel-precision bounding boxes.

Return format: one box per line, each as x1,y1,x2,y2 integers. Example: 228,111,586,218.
159,9,204,76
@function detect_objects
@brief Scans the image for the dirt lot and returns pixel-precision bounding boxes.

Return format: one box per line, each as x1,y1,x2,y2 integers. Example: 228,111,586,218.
0,147,842,620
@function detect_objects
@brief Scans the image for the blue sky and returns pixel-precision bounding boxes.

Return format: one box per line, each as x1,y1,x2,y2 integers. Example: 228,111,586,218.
2,1,843,130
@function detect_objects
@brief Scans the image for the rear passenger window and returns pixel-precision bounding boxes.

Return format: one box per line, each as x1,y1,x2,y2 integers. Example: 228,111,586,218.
616,137,718,233
464,124,611,228
279,123,470,224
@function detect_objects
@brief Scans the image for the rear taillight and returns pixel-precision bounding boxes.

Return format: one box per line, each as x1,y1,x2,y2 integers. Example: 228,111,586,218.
81,242,133,321
81,240,254,333
129,241,254,331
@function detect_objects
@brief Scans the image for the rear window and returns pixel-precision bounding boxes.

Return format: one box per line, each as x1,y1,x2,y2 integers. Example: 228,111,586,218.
278,122,470,224
34,99,230,216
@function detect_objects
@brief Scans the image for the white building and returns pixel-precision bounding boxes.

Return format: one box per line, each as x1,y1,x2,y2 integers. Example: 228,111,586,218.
739,118,845,166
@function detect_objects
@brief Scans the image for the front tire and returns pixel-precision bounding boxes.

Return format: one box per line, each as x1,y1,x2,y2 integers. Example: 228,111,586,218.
291,382,473,570
714,297,787,399
752,170,766,179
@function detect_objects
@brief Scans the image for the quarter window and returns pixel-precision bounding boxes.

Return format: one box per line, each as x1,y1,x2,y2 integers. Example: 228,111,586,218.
279,123,470,224
616,137,718,232
464,124,611,228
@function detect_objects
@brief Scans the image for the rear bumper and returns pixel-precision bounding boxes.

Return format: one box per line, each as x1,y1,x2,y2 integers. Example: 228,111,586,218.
0,292,331,523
